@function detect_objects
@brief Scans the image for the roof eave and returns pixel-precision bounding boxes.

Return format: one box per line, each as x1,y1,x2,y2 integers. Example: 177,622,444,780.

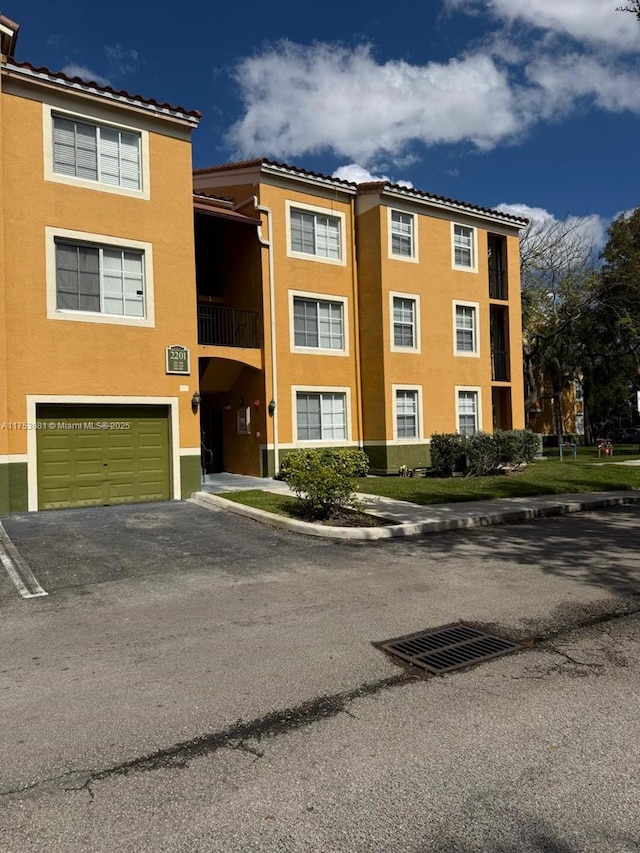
377,185,528,229
0,15,19,58
2,60,201,127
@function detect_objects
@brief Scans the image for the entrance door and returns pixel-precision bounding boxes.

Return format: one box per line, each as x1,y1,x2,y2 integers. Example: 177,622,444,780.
210,409,224,472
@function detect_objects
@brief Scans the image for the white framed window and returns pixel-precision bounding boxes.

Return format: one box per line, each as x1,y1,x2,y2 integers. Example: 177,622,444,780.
295,390,348,441
53,114,141,188
575,413,584,435
456,387,482,436
389,210,417,261
574,379,584,402
43,105,150,199
452,223,477,272
286,201,346,265
393,386,423,441
453,302,480,356
46,227,155,327
390,292,420,352
290,291,348,355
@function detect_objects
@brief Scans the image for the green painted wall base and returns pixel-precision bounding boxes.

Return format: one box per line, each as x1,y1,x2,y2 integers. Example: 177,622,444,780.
0,462,28,516
364,444,431,474
180,454,202,498
260,444,432,478
1,456,203,515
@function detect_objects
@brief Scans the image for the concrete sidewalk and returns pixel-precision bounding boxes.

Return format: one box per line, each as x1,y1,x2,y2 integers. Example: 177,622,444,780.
194,474,640,540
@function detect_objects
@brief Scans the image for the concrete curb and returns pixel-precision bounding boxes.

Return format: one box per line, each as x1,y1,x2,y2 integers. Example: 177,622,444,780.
190,490,640,541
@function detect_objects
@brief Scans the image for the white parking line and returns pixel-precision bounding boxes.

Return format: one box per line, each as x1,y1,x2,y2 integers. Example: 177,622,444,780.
0,522,48,599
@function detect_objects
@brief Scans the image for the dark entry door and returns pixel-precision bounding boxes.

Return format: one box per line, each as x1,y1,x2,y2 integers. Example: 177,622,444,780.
210,409,224,472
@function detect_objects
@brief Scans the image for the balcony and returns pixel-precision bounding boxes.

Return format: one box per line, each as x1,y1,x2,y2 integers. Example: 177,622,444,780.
488,266,507,300
198,304,261,349
491,350,510,382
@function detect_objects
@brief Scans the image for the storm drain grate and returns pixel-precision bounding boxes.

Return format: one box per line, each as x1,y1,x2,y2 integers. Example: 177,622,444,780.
374,622,522,675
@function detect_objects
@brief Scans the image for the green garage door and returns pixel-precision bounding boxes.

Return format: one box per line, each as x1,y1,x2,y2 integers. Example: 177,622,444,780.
36,405,171,510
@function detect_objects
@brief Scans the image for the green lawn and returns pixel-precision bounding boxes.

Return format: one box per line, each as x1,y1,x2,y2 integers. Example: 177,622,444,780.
353,458,640,505
220,489,385,526
217,456,639,514
221,490,300,515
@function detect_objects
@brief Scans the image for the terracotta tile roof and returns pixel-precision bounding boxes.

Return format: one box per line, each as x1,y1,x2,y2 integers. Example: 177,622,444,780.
194,158,357,190
194,159,528,226
193,192,262,224
359,179,529,226
2,58,201,124
193,191,235,205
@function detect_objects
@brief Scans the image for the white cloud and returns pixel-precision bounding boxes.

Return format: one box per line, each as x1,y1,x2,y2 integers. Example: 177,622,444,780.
226,2,640,166
60,64,110,87
332,163,413,188
525,54,640,115
104,44,140,76
481,0,640,51
227,42,522,162
496,203,608,250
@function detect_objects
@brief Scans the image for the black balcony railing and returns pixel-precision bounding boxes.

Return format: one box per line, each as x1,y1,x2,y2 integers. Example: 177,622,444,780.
198,304,260,348
491,350,509,382
489,266,507,300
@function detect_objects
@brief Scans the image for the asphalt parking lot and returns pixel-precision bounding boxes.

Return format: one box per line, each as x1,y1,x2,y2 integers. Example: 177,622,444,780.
0,500,348,596
1,503,640,851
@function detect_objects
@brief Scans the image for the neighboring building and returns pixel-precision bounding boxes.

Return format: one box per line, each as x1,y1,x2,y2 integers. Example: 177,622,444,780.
528,374,585,441
0,16,202,513
194,159,527,476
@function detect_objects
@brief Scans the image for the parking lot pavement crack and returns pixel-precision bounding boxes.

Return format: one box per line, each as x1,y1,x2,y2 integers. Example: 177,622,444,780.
4,608,638,802
0,673,416,800
227,740,265,761
541,645,607,669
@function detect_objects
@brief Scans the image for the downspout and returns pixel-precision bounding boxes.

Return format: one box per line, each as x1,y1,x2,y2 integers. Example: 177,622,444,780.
234,195,279,475
349,196,364,450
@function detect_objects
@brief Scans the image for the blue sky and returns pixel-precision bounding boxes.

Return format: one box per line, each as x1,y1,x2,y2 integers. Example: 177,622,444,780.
8,0,640,245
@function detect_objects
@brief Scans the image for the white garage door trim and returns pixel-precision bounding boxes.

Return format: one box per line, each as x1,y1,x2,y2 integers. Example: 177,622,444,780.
26,395,181,511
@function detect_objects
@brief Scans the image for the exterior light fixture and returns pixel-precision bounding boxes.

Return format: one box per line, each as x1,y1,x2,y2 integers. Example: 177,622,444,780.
268,399,276,416
191,391,202,413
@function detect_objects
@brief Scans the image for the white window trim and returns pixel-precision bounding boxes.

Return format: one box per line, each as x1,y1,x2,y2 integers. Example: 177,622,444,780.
25,395,180,511
389,291,421,353
455,386,483,436
387,208,418,263
451,222,478,273
42,104,151,200
453,300,480,358
291,385,352,446
45,226,155,328
392,384,424,442
285,200,347,267
288,289,349,356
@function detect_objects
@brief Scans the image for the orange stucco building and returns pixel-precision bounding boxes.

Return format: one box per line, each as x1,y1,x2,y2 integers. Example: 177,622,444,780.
1,17,527,513
0,16,202,513
194,160,527,476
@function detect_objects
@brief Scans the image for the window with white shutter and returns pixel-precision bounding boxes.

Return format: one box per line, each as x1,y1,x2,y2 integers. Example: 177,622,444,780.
52,115,142,190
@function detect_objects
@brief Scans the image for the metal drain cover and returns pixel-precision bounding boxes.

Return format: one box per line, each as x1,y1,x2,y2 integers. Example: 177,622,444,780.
375,622,522,675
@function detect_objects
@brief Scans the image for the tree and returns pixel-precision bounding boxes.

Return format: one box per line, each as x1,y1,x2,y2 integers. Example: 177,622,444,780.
584,208,640,436
518,209,640,442
519,215,598,438
616,3,640,22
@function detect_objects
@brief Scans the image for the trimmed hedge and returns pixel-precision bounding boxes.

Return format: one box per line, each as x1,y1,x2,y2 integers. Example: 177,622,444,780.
278,447,370,519
431,430,539,477
429,433,466,476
